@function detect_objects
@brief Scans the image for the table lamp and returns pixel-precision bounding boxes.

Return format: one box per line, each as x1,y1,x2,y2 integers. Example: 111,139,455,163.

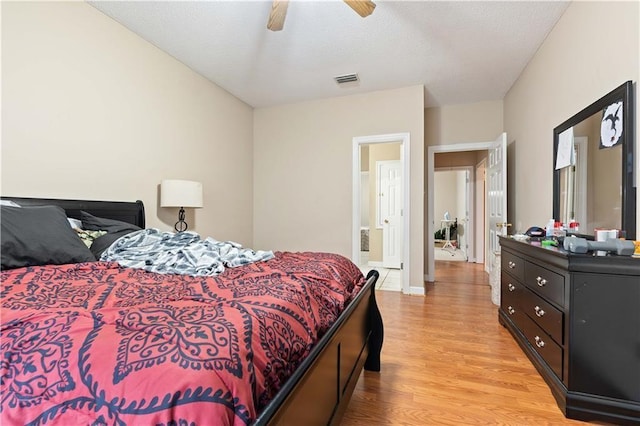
160,179,203,232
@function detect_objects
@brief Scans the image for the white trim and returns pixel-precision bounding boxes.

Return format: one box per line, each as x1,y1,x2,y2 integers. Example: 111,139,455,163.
427,141,494,282
474,158,487,265
574,136,588,228
367,261,384,267
353,132,411,294
409,286,425,295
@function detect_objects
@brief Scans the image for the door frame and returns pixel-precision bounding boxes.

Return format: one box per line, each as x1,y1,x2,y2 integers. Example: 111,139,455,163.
427,141,494,282
475,158,487,265
352,132,412,294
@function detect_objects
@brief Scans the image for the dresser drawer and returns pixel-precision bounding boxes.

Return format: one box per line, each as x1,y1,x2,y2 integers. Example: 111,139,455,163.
502,250,524,282
518,312,563,379
521,286,563,345
500,272,527,330
524,262,565,307
501,271,523,307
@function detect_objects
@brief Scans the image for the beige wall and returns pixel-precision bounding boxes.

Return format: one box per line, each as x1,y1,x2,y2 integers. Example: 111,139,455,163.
1,2,254,245
435,151,485,169
360,146,370,172
367,143,401,262
425,100,504,146
434,170,459,226
504,1,639,234
254,85,424,287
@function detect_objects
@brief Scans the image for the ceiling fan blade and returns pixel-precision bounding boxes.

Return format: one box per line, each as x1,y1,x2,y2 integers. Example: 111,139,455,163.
267,0,289,31
344,0,376,18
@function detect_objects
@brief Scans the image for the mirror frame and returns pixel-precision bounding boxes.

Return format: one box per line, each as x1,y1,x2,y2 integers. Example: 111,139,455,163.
552,80,636,240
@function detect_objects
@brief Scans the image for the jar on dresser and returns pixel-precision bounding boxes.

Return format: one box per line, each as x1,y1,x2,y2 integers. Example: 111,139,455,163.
498,235,640,424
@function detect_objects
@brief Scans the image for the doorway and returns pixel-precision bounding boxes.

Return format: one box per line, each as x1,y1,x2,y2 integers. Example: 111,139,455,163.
434,167,472,262
352,133,412,294
426,134,506,283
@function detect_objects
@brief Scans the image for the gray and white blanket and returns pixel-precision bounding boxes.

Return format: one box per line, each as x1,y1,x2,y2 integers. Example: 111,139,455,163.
100,228,274,276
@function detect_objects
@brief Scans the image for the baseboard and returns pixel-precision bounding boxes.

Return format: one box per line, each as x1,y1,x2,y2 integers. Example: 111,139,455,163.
409,286,425,295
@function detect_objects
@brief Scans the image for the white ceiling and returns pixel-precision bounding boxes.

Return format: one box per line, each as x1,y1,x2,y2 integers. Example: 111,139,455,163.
88,0,569,109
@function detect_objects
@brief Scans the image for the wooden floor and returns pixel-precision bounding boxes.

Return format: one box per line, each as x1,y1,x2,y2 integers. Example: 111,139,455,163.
341,261,586,425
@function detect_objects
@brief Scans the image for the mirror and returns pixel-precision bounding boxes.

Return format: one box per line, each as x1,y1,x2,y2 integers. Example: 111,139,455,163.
553,81,636,240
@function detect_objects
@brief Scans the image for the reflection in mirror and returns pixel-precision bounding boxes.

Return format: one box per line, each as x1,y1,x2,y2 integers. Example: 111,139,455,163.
558,133,588,228
557,116,622,232
553,81,636,240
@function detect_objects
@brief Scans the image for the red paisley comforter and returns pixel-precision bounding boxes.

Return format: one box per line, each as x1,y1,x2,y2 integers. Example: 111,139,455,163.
1,251,365,426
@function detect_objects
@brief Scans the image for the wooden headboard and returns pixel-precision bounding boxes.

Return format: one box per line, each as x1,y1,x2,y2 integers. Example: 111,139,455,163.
0,196,145,228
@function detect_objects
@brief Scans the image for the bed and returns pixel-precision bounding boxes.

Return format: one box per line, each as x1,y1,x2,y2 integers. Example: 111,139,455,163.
0,196,383,425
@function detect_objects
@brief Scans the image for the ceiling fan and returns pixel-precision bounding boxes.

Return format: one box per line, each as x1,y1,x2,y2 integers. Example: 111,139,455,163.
267,0,376,31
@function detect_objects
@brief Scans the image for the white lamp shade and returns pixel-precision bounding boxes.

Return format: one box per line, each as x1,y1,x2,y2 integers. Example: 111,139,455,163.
161,179,203,208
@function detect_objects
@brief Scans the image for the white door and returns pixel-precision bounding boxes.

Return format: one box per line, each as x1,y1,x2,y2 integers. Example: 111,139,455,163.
487,133,508,265
378,160,402,269
457,170,470,260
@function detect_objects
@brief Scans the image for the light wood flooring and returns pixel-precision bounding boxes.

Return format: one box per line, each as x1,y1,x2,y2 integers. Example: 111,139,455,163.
341,261,586,425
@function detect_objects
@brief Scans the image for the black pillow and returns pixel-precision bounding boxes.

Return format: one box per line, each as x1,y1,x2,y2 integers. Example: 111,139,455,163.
89,231,134,259
80,211,141,259
80,211,141,234
1,205,96,270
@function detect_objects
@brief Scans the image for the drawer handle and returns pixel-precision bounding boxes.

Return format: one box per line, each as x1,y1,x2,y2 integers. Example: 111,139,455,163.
507,306,515,315
534,336,545,348
508,261,516,269
508,283,515,292
534,306,546,317
536,276,547,287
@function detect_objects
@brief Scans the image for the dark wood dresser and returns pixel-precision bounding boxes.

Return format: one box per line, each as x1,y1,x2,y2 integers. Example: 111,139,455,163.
498,236,640,424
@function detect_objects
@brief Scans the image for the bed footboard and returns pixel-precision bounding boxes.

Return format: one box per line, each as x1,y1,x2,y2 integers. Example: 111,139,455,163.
255,269,383,425
364,269,383,372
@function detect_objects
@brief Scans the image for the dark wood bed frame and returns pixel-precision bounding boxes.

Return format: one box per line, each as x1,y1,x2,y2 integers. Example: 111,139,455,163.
1,196,384,425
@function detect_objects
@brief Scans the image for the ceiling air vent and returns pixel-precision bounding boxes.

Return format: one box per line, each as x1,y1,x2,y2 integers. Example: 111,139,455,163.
334,73,359,85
